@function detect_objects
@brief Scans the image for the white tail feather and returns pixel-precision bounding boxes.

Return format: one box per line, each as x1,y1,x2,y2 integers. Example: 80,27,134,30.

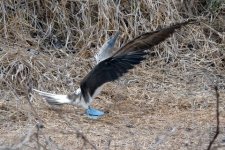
33,89,71,105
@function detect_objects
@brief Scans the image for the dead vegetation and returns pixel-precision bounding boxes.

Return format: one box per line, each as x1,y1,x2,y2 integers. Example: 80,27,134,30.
0,0,225,149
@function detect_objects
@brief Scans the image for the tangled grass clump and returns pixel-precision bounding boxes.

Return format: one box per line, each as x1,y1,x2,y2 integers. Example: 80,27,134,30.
0,49,47,94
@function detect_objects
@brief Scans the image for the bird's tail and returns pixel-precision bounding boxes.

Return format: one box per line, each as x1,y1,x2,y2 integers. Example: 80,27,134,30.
33,89,71,105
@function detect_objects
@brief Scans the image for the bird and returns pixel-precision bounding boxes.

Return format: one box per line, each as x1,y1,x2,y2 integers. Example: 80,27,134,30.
33,20,195,119
33,31,120,118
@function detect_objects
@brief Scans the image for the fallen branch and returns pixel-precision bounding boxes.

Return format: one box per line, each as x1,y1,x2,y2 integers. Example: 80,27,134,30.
27,80,61,149
207,85,220,150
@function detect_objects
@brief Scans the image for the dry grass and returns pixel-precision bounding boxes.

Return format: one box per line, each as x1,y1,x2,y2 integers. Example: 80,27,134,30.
0,0,225,149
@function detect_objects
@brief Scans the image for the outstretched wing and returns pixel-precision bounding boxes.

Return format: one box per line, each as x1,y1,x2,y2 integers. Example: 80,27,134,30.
113,19,195,56
80,50,147,102
95,32,120,64
80,20,195,103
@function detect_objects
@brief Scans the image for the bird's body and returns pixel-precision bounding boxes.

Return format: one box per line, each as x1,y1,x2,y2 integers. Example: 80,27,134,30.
34,20,195,119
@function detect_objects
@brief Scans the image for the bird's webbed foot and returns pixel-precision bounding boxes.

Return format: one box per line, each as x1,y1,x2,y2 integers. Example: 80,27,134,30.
85,107,104,119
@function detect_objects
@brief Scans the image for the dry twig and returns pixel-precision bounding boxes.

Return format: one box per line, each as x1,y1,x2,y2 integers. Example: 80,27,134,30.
207,85,220,150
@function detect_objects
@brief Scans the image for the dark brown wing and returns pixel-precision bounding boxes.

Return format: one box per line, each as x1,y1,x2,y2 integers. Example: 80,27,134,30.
113,19,195,56
80,20,195,103
80,50,147,102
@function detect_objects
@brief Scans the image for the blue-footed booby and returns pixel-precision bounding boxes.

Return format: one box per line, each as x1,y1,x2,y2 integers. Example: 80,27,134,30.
33,20,195,119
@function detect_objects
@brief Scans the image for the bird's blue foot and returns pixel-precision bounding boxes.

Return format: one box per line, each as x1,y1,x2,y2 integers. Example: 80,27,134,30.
85,107,104,119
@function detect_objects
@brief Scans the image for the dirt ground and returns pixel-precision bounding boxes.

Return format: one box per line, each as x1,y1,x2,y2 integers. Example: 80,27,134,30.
0,54,225,149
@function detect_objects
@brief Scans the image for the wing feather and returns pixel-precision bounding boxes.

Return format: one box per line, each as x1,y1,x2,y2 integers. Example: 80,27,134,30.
80,20,195,103
113,19,195,56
